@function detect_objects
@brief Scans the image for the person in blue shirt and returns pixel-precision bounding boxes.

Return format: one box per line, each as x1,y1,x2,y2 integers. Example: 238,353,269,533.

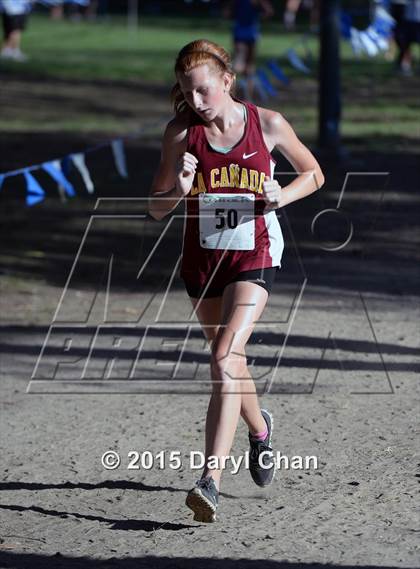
224,0,274,99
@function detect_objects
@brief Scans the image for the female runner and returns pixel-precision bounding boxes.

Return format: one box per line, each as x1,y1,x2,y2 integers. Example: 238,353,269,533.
148,39,324,523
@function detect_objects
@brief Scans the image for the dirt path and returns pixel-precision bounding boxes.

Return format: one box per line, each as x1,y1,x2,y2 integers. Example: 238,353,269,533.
1,75,419,568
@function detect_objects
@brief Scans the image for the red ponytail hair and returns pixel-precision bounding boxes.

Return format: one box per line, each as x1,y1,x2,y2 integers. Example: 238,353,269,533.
171,39,236,116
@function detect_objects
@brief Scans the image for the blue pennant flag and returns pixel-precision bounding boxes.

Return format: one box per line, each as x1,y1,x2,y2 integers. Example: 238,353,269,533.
340,11,352,40
43,160,75,197
373,17,395,38
286,48,311,74
256,69,278,97
61,155,72,179
24,170,45,207
253,75,269,102
266,60,290,85
111,139,128,179
236,78,250,100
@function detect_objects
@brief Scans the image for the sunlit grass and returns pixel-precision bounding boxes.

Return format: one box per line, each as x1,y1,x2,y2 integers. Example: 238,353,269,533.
1,13,419,151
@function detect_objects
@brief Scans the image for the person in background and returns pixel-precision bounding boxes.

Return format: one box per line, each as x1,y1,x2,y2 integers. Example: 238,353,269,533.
0,0,31,62
389,1,410,70
50,1,64,20
397,0,420,74
50,1,95,22
283,0,319,32
85,0,99,20
224,0,274,100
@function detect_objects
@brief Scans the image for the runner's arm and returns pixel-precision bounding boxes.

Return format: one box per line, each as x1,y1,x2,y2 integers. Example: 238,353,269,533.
262,110,325,208
148,120,188,221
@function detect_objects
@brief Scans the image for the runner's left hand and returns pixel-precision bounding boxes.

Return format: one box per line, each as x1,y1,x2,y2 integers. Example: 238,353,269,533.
262,177,283,209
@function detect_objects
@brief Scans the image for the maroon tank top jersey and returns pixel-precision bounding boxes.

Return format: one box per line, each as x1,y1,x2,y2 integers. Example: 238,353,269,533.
180,100,284,289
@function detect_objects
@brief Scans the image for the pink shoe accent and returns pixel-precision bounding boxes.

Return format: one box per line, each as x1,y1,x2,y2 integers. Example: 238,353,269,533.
250,428,268,441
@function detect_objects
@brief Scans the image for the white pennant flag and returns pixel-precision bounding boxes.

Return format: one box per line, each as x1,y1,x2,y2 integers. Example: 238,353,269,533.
374,6,395,27
111,139,128,179
43,159,76,200
359,31,379,57
52,159,67,202
366,26,389,52
350,28,364,57
71,153,94,194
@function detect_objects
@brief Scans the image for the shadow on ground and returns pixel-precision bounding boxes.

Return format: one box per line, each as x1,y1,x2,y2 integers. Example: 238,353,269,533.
0,553,413,569
1,133,419,296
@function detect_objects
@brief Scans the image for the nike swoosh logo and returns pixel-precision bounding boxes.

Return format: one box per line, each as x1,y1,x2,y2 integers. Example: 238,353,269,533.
242,151,258,160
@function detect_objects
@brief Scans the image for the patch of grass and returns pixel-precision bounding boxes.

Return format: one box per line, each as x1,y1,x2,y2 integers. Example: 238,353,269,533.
0,14,419,152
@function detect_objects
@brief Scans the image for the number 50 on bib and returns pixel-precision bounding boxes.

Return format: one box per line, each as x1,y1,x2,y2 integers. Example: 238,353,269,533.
199,193,255,251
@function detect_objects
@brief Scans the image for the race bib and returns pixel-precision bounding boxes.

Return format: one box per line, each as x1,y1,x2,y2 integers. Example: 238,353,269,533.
199,193,255,250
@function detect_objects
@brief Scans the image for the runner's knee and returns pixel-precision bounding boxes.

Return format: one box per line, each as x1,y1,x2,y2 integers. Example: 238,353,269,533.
210,343,247,387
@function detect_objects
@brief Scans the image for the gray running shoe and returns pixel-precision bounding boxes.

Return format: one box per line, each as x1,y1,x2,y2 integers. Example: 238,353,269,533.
186,475,219,523
248,409,275,487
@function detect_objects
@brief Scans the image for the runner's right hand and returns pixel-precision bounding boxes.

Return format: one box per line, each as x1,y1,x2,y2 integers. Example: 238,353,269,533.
175,152,198,196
